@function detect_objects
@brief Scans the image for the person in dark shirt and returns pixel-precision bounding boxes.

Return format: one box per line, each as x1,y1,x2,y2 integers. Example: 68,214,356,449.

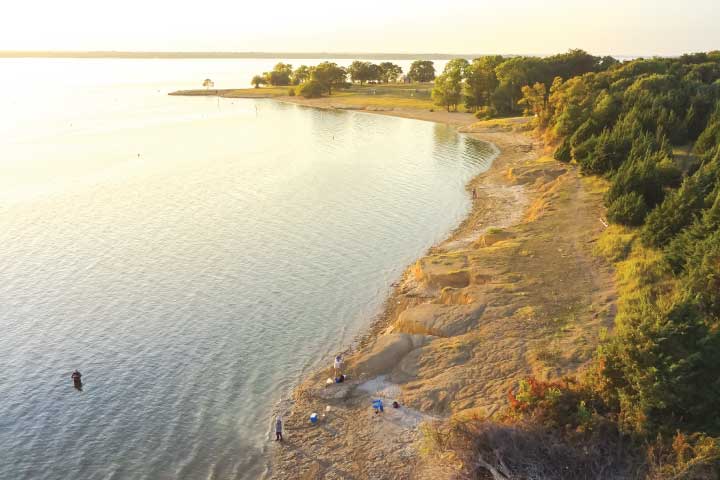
71,370,82,390
275,416,283,441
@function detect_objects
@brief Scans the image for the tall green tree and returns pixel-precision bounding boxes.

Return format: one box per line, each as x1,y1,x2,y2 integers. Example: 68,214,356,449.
291,65,312,85
264,62,293,86
494,56,547,114
367,63,382,83
518,82,547,117
408,60,436,82
432,61,465,111
378,62,403,83
311,62,347,95
251,75,266,88
464,56,503,111
348,61,372,85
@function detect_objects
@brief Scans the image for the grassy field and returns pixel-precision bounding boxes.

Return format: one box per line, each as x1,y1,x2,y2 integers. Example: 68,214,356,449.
169,86,290,97
171,82,450,110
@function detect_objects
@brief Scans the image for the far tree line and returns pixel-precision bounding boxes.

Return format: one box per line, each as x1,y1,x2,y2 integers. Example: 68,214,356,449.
251,60,437,98
248,50,620,115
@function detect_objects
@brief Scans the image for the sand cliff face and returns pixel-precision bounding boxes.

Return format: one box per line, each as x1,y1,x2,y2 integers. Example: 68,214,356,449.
268,113,616,480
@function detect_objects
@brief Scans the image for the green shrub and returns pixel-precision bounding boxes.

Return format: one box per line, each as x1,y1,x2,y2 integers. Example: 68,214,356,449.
593,225,635,262
569,117,601,147
695,106,720,154
572,136,598,167
474,106,496,120
298,80,324,98
601,295,720,436
605,154,667,209
682,228,720,318
607,192,648,226
642,166,718,247
554,137,572,162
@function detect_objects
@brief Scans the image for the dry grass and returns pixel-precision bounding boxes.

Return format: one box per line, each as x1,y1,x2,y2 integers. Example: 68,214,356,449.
225,86,291,97
421,417,639,480
317,93,436,109
171,83,458,111
171,83,435,106
594,224,636,262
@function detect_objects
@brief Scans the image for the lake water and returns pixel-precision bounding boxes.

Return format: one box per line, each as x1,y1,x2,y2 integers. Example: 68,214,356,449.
0,59,494,479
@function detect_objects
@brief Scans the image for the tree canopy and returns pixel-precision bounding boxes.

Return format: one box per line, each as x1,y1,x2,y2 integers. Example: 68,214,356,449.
291,65,312,85
431,60,467,111
253,60,405,97
310,62,347,95
408,60,436,82
528,51,720,444
263,62,293,86
379,62,403,83
428,50,614,114
251,75,266,88
347,61,375,85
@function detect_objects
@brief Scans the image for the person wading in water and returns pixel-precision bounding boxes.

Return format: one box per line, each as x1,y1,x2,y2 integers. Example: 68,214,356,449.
71,370,82,390
275,415,283,441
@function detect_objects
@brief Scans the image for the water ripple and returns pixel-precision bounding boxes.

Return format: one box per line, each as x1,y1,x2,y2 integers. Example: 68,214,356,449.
0,96,494,479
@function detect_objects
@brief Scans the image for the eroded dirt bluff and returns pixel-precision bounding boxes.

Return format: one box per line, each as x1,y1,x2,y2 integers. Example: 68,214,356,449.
268,119,616,480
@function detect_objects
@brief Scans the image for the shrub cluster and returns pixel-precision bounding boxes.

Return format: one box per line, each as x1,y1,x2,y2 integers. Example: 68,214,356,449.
508,51,720,477
424,51,720,479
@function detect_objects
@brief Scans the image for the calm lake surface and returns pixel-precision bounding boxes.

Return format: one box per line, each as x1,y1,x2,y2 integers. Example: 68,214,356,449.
0,59,494,479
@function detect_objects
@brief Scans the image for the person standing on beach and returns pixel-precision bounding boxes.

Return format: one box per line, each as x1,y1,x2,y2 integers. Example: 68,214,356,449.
333,355,343,378
275,415,283,441
472,187,477,199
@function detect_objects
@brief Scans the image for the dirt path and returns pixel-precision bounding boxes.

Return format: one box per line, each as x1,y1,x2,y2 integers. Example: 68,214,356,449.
266,114,616,480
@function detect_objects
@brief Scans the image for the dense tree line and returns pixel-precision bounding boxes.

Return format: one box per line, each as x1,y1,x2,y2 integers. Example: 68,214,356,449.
251,61,405,98
431,49,616,113
252,60,442,98
347,61,403,85
537,53,720,252
251,61,350,97
518,51,720,474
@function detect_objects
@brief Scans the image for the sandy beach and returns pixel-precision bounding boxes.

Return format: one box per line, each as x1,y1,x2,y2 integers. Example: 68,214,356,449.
256,100,617,479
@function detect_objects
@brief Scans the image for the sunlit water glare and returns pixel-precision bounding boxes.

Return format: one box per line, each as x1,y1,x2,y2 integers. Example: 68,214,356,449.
0,59,493,479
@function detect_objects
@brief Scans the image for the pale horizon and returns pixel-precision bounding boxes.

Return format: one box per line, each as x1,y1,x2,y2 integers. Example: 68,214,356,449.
2,0,718,57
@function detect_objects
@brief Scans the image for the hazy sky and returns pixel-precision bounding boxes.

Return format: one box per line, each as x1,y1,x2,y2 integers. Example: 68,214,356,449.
2,0,718,56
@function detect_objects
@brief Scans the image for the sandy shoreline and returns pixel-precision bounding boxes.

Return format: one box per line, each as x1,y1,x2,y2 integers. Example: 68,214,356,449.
163,89,617,477
249,98,616,479
167,92,617,478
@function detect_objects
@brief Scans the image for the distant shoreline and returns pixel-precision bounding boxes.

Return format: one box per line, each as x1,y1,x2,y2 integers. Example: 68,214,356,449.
0,51,645,60
0,51,479,60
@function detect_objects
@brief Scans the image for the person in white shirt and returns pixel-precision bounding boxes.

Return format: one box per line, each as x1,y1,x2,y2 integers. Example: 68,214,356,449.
333,355,343,378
